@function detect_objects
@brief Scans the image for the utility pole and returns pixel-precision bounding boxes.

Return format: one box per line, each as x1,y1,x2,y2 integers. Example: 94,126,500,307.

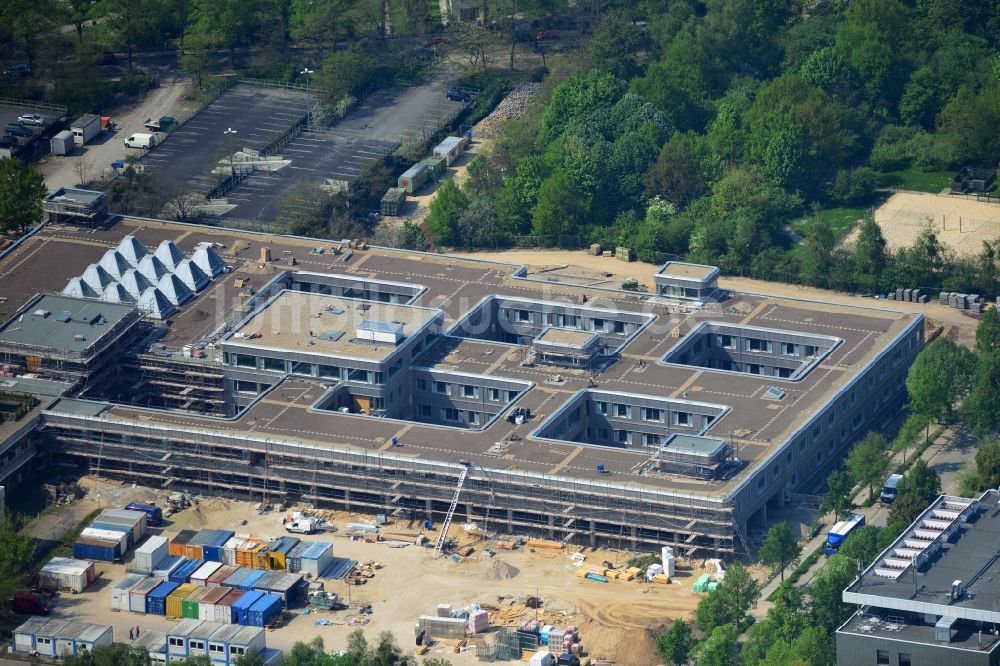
224,127,237,179
301,68,314,130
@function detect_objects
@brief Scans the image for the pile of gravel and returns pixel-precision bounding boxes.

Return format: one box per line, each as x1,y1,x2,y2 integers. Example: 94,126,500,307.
475,559,521,580
473,83,542,140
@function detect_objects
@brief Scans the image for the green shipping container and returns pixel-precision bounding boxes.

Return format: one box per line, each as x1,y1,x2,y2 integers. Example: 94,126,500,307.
182,587,211,618
398,164,429,194
381,188,406,216
419,157,446,180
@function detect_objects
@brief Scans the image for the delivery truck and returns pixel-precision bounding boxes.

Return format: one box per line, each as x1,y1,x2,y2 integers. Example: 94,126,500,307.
124,133,157,149
71,114,101,146
824,513,865,556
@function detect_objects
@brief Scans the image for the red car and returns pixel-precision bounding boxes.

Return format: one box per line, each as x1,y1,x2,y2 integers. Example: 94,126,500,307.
535,29,559,41
423,36,448,47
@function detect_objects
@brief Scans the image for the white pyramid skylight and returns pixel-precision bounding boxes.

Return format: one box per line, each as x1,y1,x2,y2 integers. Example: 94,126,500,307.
154,240,187,270
156,273,193,306
101,282,134,304
98,249,132,280
116,235,149,266
81,263,116,291
137,287,176,320
119,269,154,298
173,258,210,292
192,243,227,277
63,277,99,299
137,254,171,282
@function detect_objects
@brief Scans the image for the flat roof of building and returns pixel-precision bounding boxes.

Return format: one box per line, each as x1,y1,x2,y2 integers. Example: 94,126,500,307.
226,291,440,361
0,294,136,355
656,261,719,281
663,434,727,457
5,218,922,500
44,188,104,205
844,490,1000,623
534,327,598,348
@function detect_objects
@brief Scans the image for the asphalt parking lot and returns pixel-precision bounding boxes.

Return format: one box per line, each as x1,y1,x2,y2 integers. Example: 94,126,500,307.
0,103,61,157
223,73,466,222
137,83,309,196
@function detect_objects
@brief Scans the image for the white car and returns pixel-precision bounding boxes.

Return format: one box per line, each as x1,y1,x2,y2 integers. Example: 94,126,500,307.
18,114,45,126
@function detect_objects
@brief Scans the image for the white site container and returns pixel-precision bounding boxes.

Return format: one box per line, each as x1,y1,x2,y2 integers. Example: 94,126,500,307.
133,536,169,574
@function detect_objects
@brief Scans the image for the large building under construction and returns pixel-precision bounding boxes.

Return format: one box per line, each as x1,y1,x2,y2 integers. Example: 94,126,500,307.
0,212,925,557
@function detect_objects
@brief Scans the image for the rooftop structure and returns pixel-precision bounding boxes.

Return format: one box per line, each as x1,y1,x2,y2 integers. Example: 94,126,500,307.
654,261,720,301
42,188,108,225
0,217,925,556
837,490,1000,666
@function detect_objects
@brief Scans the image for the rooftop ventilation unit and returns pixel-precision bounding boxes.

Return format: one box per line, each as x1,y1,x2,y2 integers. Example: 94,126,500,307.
763,387,786,400
56,312,72,323
32,309,51,318
356,320,404,345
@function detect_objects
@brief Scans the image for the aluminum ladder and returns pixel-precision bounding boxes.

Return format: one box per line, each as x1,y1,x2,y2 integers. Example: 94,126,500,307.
433,468,468,558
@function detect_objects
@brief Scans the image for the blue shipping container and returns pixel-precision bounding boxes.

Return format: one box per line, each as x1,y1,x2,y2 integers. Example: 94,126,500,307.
235,569,267,592
125,503,163,526
169,559,204,584
73,539,119,561
202,544,224,562
246,594,283,627
146,580,180,615
231,590,265,625
221,567,251,588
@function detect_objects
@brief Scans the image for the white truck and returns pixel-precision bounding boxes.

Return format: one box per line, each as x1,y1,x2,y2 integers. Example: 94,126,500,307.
124,133,156,149
71,114,101,146
285,518,320,534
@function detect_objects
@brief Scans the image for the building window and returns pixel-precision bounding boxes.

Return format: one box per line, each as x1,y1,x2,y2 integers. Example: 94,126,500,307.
488,388,500,401
615,430,630,444
898,653,911,666
718,334,734,349
234,380,257,394
168,638,183,648
233,354,256,368
416,378,427,391
592,318,605,331
231,647,246,656
262,357,286,372
674,412,690,426
508,390,519,401
419,404,432,417
645,433,661,446
318,365,340,379
468,411,480,425
190,640,205,651
875,650,889,665
596,401,608,415
38,638,52,646
613,321,626,334
615,403,631,418
783,342,796,355
642,407,662,422
442,407,460,422
749,364,761,374
348,368,371,383
517,310,531,322
777,367,792,378
597,427,609,440
434,381,450,395
209,644,224,654
804,345,816,357
462,385,478,398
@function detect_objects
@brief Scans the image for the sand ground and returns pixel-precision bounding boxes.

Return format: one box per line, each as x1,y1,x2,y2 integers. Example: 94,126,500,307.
843,191,1000,258
41,477,705,666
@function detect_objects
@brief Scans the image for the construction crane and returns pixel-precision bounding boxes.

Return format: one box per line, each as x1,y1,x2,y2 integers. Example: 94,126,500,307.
433,466,468,558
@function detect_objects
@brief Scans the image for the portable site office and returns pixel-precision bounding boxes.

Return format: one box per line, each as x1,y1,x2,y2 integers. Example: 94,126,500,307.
146,580,180,615
129,577,163,613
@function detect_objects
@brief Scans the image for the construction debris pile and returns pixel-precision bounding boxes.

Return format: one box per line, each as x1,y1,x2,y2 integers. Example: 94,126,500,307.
473,83,543,140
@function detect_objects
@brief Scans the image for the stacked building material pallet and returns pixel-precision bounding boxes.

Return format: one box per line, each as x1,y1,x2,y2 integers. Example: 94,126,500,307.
418,615,467,639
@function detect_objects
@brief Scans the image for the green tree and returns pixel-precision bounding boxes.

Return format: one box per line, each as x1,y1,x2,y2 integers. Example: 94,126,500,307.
905,337,977,423
740,583,811,666
957,439,1000,496
531,170,590,237
801,213,836,287
180,33,212,89
694,624,740,666
0,159,46,234
962,352,1000,434
759,523,802,581
838,524,880,568
655,619,694,666
643,134,707,208
695,561,760,633
854,215,889,292
541,71,623,143
62,644,153,666
976,307,1000,355
820,469,855,519
425,180,469,246
810,553,857,633
887,458,942,531
585,9,646,79
317,45,378,102
892,412,930,465
0,509,36,616
846,432,889,500
233,649,265,666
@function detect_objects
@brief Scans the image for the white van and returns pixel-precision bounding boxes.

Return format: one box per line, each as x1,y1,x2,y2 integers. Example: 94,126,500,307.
123,133,156,149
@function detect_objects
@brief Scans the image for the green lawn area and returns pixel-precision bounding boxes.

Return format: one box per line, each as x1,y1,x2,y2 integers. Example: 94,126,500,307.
878,165,954,193
789,206,866,240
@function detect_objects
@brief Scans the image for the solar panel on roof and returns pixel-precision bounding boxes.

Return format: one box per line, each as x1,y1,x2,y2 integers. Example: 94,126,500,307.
358,320,404,333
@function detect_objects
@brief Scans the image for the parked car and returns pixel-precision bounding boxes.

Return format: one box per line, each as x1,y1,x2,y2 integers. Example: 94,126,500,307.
5,123,33,138
535,29,559,41
423,36,448,47
18,113,46,126
12,592,49,615
2,64,31,76
447,86,472,102
0,135,17,149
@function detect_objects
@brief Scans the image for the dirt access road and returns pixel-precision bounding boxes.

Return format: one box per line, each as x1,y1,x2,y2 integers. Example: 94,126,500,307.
451,249,983,345
35,76,199,191
43,478,702,665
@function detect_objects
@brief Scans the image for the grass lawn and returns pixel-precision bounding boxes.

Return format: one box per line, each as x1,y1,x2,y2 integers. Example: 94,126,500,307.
878,165,953,193
789,206,867,240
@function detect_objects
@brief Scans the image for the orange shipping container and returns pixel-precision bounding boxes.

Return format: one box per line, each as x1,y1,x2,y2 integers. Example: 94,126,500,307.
184,545,204,560
236,544,264,568
169,530,198,558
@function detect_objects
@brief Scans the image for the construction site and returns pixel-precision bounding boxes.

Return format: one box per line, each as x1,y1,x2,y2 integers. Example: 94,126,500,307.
0,211,926,567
